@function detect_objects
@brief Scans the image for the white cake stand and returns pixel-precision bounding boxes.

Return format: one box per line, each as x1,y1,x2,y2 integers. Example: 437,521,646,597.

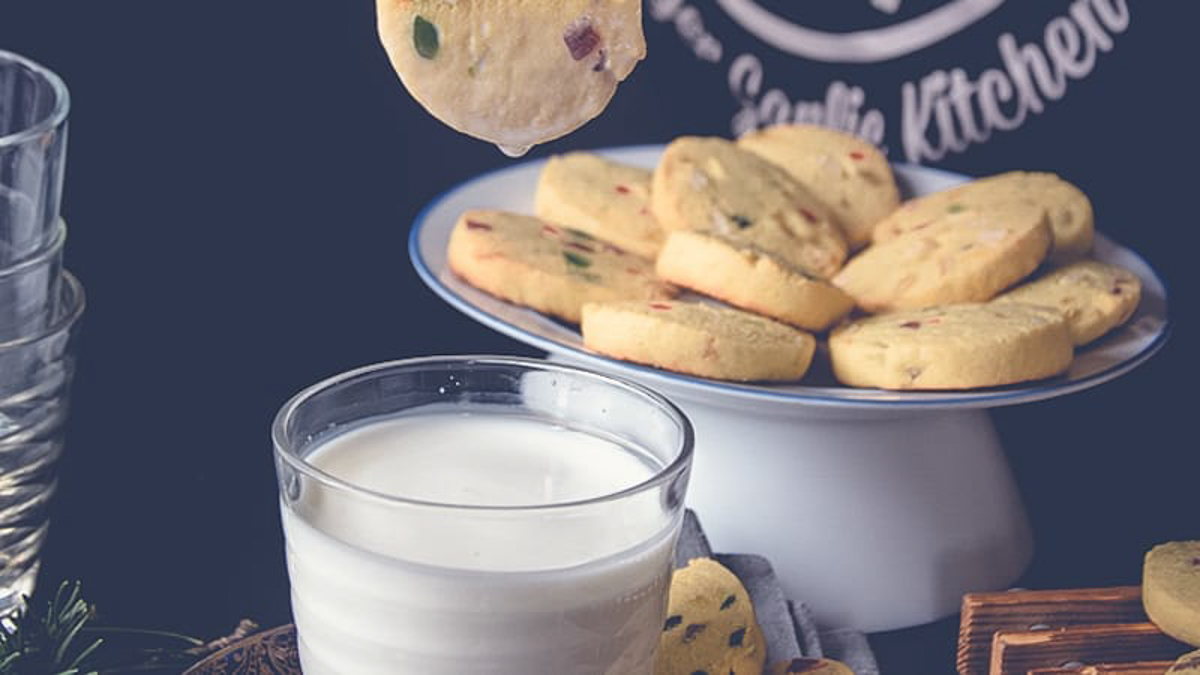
408,146,1171,633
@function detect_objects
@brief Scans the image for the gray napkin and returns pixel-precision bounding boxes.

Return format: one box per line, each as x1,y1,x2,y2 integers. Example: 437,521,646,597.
674,511,880,675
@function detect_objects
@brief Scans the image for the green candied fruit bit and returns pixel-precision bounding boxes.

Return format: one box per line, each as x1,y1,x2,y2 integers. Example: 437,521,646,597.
413,15,439,59
947,203,967,213
563,251,592,268
731,214,753,229
565,227,595,240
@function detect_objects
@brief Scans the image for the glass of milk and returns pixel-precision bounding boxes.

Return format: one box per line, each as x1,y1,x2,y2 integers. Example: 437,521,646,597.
273,356,694,674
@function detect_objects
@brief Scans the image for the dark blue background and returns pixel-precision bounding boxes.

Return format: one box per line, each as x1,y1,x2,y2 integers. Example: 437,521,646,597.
2,2,1194,672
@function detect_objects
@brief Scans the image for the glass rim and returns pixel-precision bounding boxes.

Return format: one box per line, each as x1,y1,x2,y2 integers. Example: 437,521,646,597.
272,355,695,513
0,219,66,279
0,269,84,352
0,49,71,149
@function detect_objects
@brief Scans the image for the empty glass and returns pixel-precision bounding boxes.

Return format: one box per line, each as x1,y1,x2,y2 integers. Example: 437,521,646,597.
0,50,69,267
0,272,84,616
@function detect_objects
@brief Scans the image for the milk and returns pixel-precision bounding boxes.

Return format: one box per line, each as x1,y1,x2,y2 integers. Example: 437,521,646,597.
282,412,679,674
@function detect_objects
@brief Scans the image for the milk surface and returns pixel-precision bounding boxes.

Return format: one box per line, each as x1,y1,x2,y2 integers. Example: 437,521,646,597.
283,412,677,674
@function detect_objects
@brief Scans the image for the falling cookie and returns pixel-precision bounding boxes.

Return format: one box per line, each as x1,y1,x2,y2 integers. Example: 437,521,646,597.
377,0,645,153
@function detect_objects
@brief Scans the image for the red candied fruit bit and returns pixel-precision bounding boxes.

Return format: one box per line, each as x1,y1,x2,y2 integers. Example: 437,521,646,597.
542,224,561,236
849,151,866,160
899,321,921,329
799,208,818,224
626,267,642,274
566,241,595,253
615,185,631,194
650,303,672,310
602,243,626,256
465,220,493,231
1111,286,1124,295
563,20,602,61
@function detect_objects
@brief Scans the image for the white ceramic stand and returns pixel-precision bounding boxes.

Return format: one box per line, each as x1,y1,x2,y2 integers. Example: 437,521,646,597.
553,356,1032,632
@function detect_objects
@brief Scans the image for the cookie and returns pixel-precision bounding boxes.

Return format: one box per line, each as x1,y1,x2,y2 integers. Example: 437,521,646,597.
655,230,854,332
656,558,767,675
650,136,849,279
581,300,816,382
738,123,900,250
832,203,1052,312
768,657,855,675
828,303,1073,390
874,171,1094,263
995,260,1142,345
1170,650,1200,674
1143,541,1200,648
447,209,675,323
534,152,663,258
377,0,644,152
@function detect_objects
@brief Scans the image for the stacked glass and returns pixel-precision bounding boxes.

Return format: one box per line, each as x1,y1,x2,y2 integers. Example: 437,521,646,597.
0,49,84,616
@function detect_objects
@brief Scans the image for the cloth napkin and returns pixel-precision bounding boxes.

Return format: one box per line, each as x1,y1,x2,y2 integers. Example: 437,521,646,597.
673,510,881,675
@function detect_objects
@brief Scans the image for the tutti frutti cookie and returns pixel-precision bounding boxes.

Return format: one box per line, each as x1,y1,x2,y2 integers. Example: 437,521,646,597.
655,557,768,675
377,0,645,152
1143,541,1200,648
873,170,1094,263
994,260,1142,345
446,209,675,324
534,151,664,258
655,230,854,332
581,300,817,382
828,303,1073,390
650,136,849,279
832,202,1052,313
738,122,900,250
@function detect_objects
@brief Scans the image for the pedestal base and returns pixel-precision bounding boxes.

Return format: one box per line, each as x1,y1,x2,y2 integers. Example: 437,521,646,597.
672,397,1032,633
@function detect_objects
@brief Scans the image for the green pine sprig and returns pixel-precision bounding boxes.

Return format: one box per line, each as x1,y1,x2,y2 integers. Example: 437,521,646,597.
0,581,103,675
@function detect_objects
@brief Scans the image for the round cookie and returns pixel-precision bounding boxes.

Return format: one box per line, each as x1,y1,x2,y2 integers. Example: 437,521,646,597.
656,558,767,675
769,657,855,675
655,230,854,332
447,209,675,323
828,303,1073,390
874,171,1094,263
534,151,663,258
832,203,1052,312
377,0,645,152
650,136,849,279
995,260,1142,345
581,300,816,382
1143,541,1200,648
1170,650,1200,674
738,123,900,250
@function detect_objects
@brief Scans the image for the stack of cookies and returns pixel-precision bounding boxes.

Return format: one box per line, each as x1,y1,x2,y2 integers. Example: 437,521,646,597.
446,124,1144,390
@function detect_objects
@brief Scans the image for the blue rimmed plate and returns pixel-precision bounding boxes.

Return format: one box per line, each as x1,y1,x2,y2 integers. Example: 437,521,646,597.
409,145,1170,412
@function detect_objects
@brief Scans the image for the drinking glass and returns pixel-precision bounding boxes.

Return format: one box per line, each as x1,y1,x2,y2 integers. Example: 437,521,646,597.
0,272,85,616
273,356,694,674
0,49,69,267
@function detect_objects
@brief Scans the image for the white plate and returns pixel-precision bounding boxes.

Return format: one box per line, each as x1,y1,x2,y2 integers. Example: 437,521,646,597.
409,145,1171,411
